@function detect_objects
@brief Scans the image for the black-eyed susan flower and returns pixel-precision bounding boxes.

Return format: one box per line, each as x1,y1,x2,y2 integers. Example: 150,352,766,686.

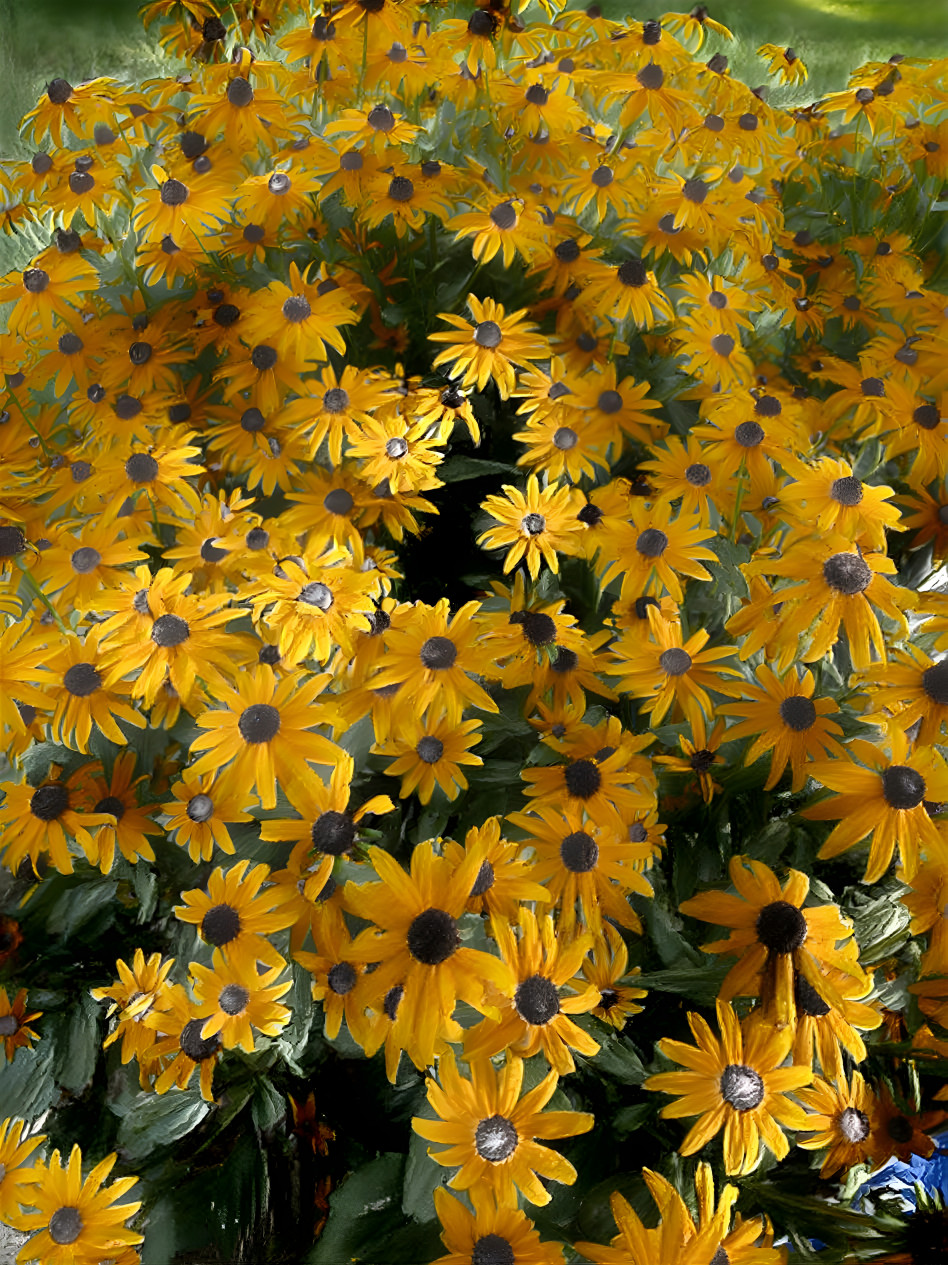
344,841,515,1071
478,475,585,579
788,965,883,1076
238,262,358,371
295,916,373,1048
430,294,549,399
570,923,646,1031
412,1048,594,1207
432,1186,565,1265
143,983,222,1102
133,162,226,246
345,413,445,494
757,43,808,86
368,598,498,726
174,859,296,973
655,713,727,804
606,605,742,729
91,949,176,1069
680,854,868,1029
188,666,341,811
645,999,812,1175
779,455,901,550
15,1144,143,1264
804,731,948,882
442,817,548,923
718,663,846,791
46,627,145,753
0,1116,45,1228
506,803,653,937
0,987,41,1061
72,752,163,873
746,536,912,671
520,743,653,834
376,714,484,804
191,950,292,1052
575,1161,781,1265
0,621,54,746
259,750,394,896
796,1070,880,1178
0,776,109,877
464,908,600,1074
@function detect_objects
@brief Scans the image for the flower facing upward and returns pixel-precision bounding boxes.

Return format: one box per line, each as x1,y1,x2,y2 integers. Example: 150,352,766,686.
191,950,292,1052
803,732,948,882
174,859,296,973
432,1187,565,1265
478,476,585,579
0,987,41,1061
796,1070,880,1177
368,599,498,726
430,294,549,399
91,949,175,1068
344,841,515,1071
188,666,341,810
376,714,484,803
15,1145,143,1265
645,999,812,1175
412,1049,594,1206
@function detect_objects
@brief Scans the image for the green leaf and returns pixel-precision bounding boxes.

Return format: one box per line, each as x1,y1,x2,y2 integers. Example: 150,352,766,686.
588,1034,646,1084
439,455,518,483
117,1087,210,1161
635,964,731,1005
612,1102,654,1136
47,876,119,940
52,993,99,1093
402,1115,444,1223
306,1152,406,1264
0,1040,58,1122
251,1077,286,1133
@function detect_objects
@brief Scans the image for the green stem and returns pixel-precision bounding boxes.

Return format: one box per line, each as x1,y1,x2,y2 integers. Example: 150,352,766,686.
16,560,68,633
5,388,51,460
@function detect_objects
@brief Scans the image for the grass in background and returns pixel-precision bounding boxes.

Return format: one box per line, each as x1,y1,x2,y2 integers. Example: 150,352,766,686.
1,0,947,155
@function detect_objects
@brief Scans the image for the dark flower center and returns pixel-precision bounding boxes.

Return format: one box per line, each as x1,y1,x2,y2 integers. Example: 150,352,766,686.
407,908,458,965
323,487,354,516
599,988,619,1011
312,811,355,855
704,113,725,132
683,178,708,204
475,1114,518,1162
47,78,73,104
219,984,250,1015
552,647,577,673
128,341,153,366
659,647,692,676
251,345,278,371
468,10,495,35
385,436,409,459
515,974,560,1025
237,703,281,744
823,553,872,595
471,860,495,896
709,1249,729,1265
323,388,350,413
299,582,333,610
794,971,830,1017
886,1113,914,1143
268,173,291,195
756,901,807,953
915,403,940,429
690,749,716,772
831,476,863,506
0,1015,17,1035
735,421,764,447
708,291,727,309
58,332,83,355
755,395,781,417
720,1063,764,1110
23,267,50,293
578,502,603,526
416,735,444,763
49,1207,83,1245
151,613,190,647
597,389,623,414
115,395,143,421
368,103,396,131
636,528,668,557
629,821,648,842
420,636,457,669
200,538,227,564
685,462,712,486
258,645,280,665
882,765,925,810
553,426,578,450
214,302,241,326
711,334,735,356
560,831,599,872
860,377,885,397
472,1234,515,1265
555,239,581,263
922,660,948,704
202,903,241,946
838,1106,870,1143
69,545,100,575
282,295,311,323
160,179,188,206
187,794,214,823
71,459,93,482
328,962,357,995
0,525,27,558
779,695,817,731
490,201,517,229
180,1018,221,1061
388,176,414,202
384,984,403,1020
125,453,159,484
30,784,69,821
618,257,647,287
69,173,96,199
227,77,254,107
637,62,664,89
564,759,601,799
474,320,503,348
63,662,101,697
518,611,556,645
738,113,758,131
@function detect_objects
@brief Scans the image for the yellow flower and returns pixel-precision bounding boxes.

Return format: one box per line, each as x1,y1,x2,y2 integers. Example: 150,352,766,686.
430,294,549,399
478,475,585,579
191,950,292,1052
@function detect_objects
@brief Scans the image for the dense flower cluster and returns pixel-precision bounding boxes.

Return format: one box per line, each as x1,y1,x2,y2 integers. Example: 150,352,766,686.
1,0,947,1261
